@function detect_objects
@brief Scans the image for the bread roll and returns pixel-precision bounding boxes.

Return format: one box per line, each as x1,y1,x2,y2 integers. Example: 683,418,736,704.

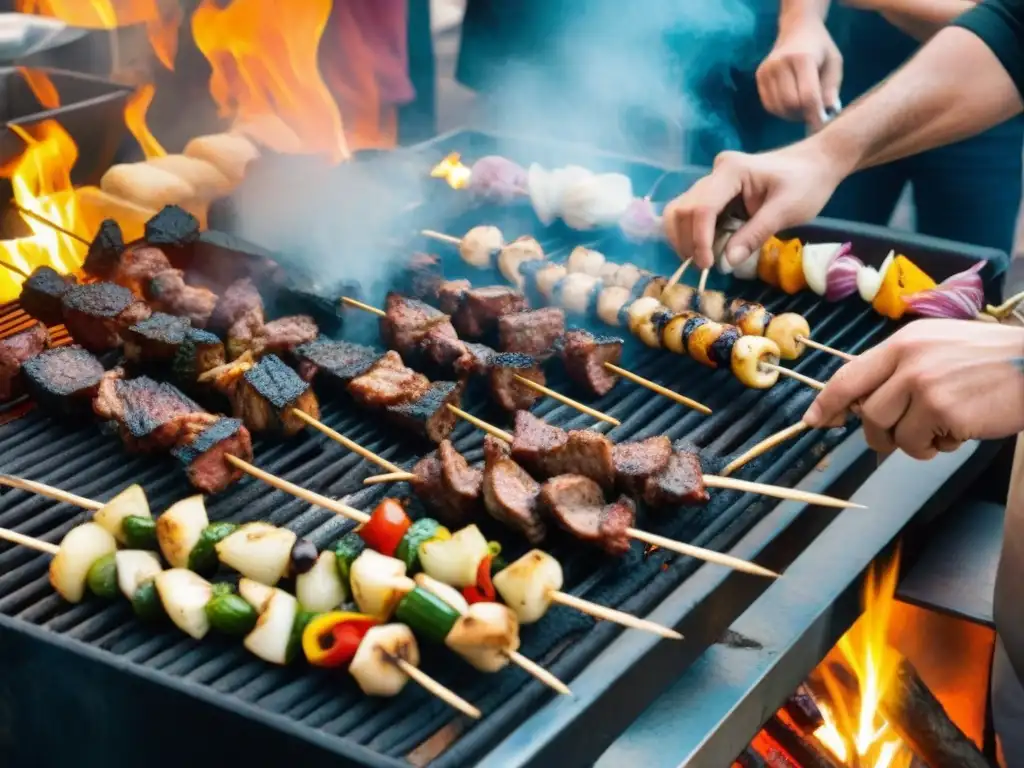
183,133,260,182
101,163,197,212
146,155,235,200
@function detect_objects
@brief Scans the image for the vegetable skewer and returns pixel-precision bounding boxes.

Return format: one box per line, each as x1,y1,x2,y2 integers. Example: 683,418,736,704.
0,523,482,718
0,474,570,695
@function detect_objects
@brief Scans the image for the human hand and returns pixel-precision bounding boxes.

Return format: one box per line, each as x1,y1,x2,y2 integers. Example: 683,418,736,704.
803,319,1024,459
662,142,847,269
756,17,843,130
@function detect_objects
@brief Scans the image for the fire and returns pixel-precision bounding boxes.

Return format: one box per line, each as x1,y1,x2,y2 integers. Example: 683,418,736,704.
18,67,60,111
0,121,88,303
124,83,167,160
431,152,472,190
191,0,349,163
811,553,913,768
15,0,180,71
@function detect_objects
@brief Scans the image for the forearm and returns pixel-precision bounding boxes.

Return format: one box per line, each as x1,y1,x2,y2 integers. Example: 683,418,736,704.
779,0,831,30
809,26,1023,174
880,1,977,39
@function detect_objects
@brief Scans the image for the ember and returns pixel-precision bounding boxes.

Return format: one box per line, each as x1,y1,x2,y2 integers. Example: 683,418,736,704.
431,152,472,190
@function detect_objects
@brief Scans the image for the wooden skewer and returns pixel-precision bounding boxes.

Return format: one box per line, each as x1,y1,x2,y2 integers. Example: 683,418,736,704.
696,268,710,295
364,472,418,485
0,259,30,279
720,422,812,477
624,528,778,578
505,650,572,695
547,590,682,639
664,258,691,290
986,289,1024,319
421,229,463,246
0,526,59,555
760,362,826,391
389,656,482,718
12,204,90,246
340,296,386,317
196,356,254,383
0,474,103,510
512,375,620,426
223,456,570,693
795,337,855,362
602,363,712,415
449,409,862,509
289,410,407,475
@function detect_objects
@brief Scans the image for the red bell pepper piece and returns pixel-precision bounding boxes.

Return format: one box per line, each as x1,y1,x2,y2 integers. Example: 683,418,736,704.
357,498,412,557
462,555,496,604
303,611,378,668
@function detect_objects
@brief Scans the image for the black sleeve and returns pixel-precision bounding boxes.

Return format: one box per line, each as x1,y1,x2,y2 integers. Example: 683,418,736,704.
1004,256,1024,305
954,0,1024,98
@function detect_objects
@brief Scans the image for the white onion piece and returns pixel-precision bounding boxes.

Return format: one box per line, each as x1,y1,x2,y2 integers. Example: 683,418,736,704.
857,265,883,303
527,164,556,225
414,573,469,615
115,550,163,602
561,173,634,230
731,248,761,280
801,243,848,296
215,522,297,586
155,569,214,640
350,550,413,620
156,496,209,569
93,484,150,544
350,624,419,697
445,602,519,672
492,550,564,624
49,522,118,604
459,225,503,269
296,551,347,613
243,589,298,664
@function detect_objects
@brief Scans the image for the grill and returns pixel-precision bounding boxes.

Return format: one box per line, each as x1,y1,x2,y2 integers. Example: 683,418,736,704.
0,129,1009,768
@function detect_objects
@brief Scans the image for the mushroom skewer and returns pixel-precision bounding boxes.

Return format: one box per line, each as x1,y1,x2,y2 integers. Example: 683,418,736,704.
0,522,481,718
0,475,568,696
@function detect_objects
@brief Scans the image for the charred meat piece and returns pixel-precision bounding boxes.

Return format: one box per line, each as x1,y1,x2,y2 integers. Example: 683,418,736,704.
209,278,264,332
437,279,470,315
439,440,484,526
22,345,104,414
61,283,152,352
379,292,451,356
231,354,320,436
226,306,265,360
642,450,709,508
419,325,469,376
539,474,634,556
172,328,226,384
402,252,444,301
612,436,673,496
122,312,191,363
294,338,383,386
146,269,218,329
83,219,125,278
385,380,462,443
113,246,172,295
0,323,48,401
173,417,253,494
451,286,528,340
145,205,200,248
410,452,454,523
20,266,76,325
557,328,623,396
510,410,616,489
498,308,566,361
348,350,432,408
96,375,208,452
482,435,546,543
489,352,545,411
256,315,319,358
454,342,496,378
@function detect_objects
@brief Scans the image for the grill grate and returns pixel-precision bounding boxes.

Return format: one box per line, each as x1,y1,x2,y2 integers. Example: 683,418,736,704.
0,132,1008,766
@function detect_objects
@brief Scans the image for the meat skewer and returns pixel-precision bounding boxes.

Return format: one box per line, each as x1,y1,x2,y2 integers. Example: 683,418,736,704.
0,522,481,717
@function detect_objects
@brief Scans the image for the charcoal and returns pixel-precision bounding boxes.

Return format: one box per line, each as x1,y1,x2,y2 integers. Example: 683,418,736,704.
19,266,76,325
22,345,104,415
145,205,200,247
83,218,125,277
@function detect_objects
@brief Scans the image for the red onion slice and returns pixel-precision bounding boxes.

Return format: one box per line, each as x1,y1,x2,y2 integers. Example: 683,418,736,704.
904,261,985,319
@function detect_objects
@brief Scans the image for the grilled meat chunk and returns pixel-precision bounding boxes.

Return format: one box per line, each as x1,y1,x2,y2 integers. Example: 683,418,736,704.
172,417,253,494
122,312,191,363
114,245,172,296
172,328,226,384
454,342,496,378
439,440,484,521
380,292,451,357
231,354,320,436
146,269,218,328
226,306,264,360
451,286,528,340
510,411,615,489
0,323,48,401
642,450,709,508
95,374,208,452
612,436,673,496
255,315,318,357
419,325,469,375
558,328,623,396
209,278,264,332
83,219,125,278
402,252,444,301
410,452,454,523
489,352,545,411
61,283,152,352
437,279,470,315
22,345,104,414
539,475,633,556
482,435,546,543
385,380,462,443
498,308,566,361
293,338,383,385
348,350,431,407
20,266,76,325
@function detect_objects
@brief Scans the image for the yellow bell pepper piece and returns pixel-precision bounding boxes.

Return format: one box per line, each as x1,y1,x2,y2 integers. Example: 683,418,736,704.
872,255,937,320
758,236,784,287
777,238,807,294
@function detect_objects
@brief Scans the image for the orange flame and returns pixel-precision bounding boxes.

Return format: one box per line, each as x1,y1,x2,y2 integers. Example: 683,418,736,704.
17,67,60,111
0,121,89,302
15,0,180,71
124,84,167,160
812,553,913,768
431,152,471,190
191,0,349,163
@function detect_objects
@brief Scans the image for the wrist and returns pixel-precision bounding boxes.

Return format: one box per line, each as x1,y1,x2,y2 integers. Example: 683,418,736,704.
802,126,863,182
778,8,827,35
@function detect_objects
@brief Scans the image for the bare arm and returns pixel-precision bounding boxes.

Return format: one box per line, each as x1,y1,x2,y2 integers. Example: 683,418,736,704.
811,26,1023,174
880,3,976,39
779,0,832,29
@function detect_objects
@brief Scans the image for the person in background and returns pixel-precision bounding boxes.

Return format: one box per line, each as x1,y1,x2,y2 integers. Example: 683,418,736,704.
694,0,1024,253
662,1,1024,762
